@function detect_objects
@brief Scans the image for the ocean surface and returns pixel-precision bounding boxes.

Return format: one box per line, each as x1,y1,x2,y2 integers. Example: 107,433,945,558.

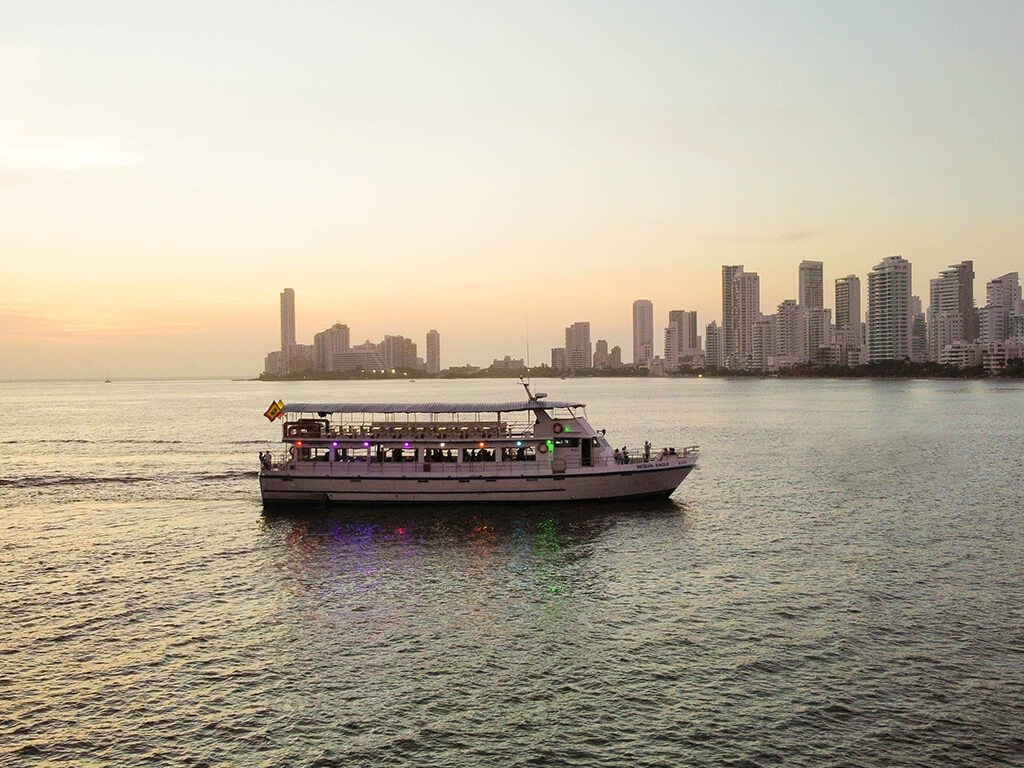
1,377,1022,767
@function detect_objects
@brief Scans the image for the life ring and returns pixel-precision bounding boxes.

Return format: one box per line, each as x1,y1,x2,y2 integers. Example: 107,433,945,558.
538,443,549,454
552,422,564,434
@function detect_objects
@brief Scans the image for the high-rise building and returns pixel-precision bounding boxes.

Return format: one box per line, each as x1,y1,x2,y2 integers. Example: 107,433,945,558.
752,315,777,371
722,266,760,368
565,322,592,372
378,335,418,370
909,296,927,362
705,321,723,368
593,339,610,369
632,299,654,366
799,261,824,309
551,347,567,372
927,261,977,360
609,345,623,368
313,323,351,372
280,288,296,351
867,255,913,362
264,350,285,376
776,299,807,364
979,273,1021,343
664,310,700,369
426,329,441,374
664,325,680,371
834,275,861,344
805,308,832,362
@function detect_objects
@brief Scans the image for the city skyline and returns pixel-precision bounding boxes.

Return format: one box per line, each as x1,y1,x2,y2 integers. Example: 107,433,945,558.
264,246,1024,376
2,3,1023,378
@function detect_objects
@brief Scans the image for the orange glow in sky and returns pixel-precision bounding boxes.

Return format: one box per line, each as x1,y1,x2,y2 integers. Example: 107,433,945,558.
2,3,1022,378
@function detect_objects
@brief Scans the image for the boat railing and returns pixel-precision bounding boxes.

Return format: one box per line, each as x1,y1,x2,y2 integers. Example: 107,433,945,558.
263,447,696,476
324,421,526,440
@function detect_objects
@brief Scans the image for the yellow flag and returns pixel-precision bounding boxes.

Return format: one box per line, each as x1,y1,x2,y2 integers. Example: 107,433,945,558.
264,400,285,421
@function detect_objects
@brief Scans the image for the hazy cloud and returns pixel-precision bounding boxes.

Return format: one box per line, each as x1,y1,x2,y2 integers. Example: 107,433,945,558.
706,229,823,244
0,46,38,93
0,140,143,172
0,313,199,344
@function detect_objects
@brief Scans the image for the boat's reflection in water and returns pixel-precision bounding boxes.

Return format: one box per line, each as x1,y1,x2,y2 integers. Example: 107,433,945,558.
260,498,690,598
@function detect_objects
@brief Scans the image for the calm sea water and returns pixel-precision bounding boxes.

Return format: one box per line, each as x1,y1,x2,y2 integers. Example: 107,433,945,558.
1,377,1022,767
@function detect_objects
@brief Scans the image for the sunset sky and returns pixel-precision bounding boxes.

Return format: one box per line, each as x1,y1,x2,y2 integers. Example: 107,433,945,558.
2,1,1022,378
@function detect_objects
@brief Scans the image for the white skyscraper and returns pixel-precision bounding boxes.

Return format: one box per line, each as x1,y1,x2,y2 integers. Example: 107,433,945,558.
835,275,861,344
551,347,567,372
280,288,296,351
799,261,824,309
426,329,441,374
805,307,832,362
565,322,592,372
632,299,654,366
867,255,913,362
752,315,777,371
313,323,350,372
722,266,760,369
705,321,723,368
927,261,977,361
776,299,807,364
664,310,700,369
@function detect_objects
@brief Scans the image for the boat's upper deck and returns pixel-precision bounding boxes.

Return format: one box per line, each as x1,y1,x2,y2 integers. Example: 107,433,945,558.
275,399,590,444
279,399,584,416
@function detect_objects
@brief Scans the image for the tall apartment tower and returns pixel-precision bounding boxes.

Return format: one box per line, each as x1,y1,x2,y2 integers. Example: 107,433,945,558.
722,266,760,368
776,299,807,363
927,261,977,360
909,296,927,362
313,323,350,372
867,256,913,362
980,273,1021,343
632,299,654,366
609,345,623,368
664,310,700,370
379,335,418,369
551,347,567,372
799,261,824,309
426,329,441,374
705,321,723,368
834,275,861,341
805,308,832,362
280,288,296,351
565,322,593,372
593,339,610,369
752,315,777,371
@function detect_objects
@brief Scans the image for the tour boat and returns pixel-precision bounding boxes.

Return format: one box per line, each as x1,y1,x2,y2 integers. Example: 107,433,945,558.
258,382,698,505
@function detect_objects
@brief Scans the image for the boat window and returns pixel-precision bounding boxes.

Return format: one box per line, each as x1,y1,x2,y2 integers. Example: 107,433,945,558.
553,438,580,448
383,447,418,462
463,447,497,462
502,446,537,462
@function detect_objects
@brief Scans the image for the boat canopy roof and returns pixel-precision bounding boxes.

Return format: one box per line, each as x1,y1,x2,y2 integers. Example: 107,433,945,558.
281,400,583,415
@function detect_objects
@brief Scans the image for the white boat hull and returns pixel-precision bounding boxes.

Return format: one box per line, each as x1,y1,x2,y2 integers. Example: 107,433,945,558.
260,459,695,505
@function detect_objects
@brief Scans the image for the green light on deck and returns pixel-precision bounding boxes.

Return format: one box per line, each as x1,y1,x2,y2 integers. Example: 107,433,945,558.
516,441,522,446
